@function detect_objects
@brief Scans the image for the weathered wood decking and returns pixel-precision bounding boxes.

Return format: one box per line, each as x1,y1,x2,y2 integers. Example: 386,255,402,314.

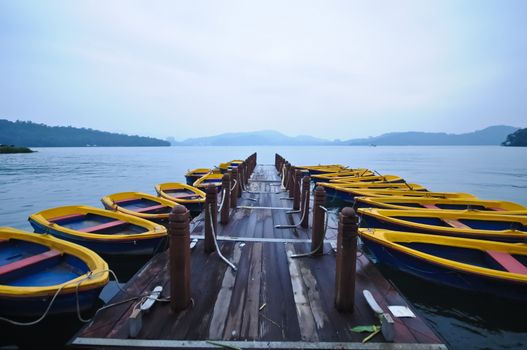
71,165,446,349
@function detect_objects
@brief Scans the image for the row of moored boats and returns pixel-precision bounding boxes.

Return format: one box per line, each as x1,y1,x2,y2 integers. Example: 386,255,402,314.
0,159,244,318
296,164,527,302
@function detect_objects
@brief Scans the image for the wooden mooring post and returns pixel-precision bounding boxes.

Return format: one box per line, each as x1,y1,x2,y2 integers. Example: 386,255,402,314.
335,207,358,312
288,166,296,198
220,173,231,225
169,205,191,311
293,169,302,210
300,174,310,228
204,184,217,253
311,186,326,255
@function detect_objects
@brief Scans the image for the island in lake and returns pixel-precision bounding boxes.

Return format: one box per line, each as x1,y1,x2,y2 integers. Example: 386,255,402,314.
502,128,527,146
0,144,34,154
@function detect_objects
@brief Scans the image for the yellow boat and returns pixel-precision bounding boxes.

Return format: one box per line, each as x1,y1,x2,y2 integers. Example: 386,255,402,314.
355,196,527,214
311,169,374,182
358,208,527,242
0,227,109,316
217,160,244,173
29,206,167,255
329,174,405,184
296,164,349,174
155,182,206,214
348,189,477,199
101,192,178,222
185,168,211,185
358,228,527,302
320,182,427,203
193,173,224,191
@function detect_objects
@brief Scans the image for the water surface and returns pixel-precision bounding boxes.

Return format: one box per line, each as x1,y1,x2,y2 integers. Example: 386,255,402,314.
1,146,526,349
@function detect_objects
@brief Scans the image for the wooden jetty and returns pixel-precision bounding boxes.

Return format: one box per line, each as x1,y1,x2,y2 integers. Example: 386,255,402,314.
71,154,446,349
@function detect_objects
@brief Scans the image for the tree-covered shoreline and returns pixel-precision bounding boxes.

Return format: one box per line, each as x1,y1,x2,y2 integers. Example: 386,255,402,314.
0,119,170,147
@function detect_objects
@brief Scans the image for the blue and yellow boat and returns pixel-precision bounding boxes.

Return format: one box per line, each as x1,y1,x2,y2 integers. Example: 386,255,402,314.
185,168,211,186
320,182,427,203
296,164,350,175
0,227,108,317
217,160,243,173
310,169,374,183
101,192,178,223
358,208,527,242
328,174,405,184
193,173,224,192
347,189,477,199
155,182,206,214
28,206,167,255
358,228,527,302
354,196,527,214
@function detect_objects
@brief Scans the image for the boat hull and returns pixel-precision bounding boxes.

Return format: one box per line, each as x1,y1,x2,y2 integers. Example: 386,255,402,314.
359,211,525,243
0,288,102,317
360,235,527,302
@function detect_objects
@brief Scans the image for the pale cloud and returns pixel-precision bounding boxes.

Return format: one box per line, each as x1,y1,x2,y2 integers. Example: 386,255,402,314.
0,0,525,140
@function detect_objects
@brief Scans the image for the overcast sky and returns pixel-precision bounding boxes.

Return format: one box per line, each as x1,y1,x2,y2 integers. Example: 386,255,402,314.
0,1,525,140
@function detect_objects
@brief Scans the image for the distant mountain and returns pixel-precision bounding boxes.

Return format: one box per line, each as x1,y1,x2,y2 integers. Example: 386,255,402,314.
172,130,334,146
169,126,519,146
502,128,527,146
345,125,520,146
0,119,170,147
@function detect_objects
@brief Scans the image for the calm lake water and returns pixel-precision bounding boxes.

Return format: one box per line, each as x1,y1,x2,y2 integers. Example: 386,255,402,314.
1,146,526,349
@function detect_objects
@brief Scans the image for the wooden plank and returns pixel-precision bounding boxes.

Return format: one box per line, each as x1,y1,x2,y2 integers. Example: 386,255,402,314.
0,249,61,276
79,220,126,233
240,242,263,339
285,243,319,342
134,204,167,213
208,243,244,339
487,250,527,274
442,218,471,229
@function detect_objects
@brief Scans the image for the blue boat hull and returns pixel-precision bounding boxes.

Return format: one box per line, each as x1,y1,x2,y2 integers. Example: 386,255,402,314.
359,214,521,243
0,287,102,317
361,236,527,302
29,220,166,256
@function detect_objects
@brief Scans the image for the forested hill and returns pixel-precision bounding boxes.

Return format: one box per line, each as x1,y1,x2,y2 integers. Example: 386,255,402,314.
0,120,170,147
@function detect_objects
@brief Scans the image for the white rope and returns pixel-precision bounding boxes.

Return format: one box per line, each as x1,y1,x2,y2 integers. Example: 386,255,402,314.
208,204,237,271
275,191,310,229
0,268,127,326
230,179,237,192
291,205,330,258
217,187,227,214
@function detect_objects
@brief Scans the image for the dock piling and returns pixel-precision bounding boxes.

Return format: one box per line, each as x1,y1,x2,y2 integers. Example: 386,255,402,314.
288,166,296,198
284,162,291,191
168,205,191,312
311,186,326,255
221,173,231,225
300,174,311,228
293,169,302,210
335,207,358,312
204,184,218,253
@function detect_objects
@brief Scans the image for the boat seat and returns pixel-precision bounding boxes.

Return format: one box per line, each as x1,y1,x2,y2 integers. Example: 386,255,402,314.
442,218,471,229
486,251,527,275
135,204,167,213
50,213,85,222
115,198,139,205
170,193,200,199
0,249,62,277
79,220,126,233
